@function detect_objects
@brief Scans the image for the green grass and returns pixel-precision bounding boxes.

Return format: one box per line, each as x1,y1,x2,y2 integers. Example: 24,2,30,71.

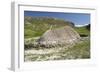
24,16,90,39
65,39,90,59
75,27,90,37
24,16,74,39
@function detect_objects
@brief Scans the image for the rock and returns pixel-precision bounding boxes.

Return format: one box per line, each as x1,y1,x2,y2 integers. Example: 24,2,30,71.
36,26,81,48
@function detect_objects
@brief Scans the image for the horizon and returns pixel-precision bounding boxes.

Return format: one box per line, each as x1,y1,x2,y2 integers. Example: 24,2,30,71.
24,11,90,25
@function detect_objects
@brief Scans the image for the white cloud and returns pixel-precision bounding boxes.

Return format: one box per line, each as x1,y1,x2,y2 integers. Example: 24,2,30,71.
75,24,89,27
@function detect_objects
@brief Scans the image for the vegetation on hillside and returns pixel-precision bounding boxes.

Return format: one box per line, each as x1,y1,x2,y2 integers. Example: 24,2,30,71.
24,16,75,38
75,26,90,37
24,16,90,61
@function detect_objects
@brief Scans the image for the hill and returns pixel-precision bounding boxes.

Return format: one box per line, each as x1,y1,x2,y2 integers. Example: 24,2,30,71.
24,16,75,38
24,16,90,61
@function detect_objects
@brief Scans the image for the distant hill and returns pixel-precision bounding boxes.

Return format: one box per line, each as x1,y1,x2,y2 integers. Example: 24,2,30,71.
24,16,75,38
24,16,90,39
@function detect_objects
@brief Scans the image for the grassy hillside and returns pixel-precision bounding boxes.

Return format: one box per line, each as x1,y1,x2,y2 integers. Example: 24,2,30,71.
24,16,74,38
24,16,90,61
75,26,90,37
24,16,90,38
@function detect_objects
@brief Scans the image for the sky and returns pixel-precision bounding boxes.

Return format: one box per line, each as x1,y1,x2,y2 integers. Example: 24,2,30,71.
24,11,90,25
